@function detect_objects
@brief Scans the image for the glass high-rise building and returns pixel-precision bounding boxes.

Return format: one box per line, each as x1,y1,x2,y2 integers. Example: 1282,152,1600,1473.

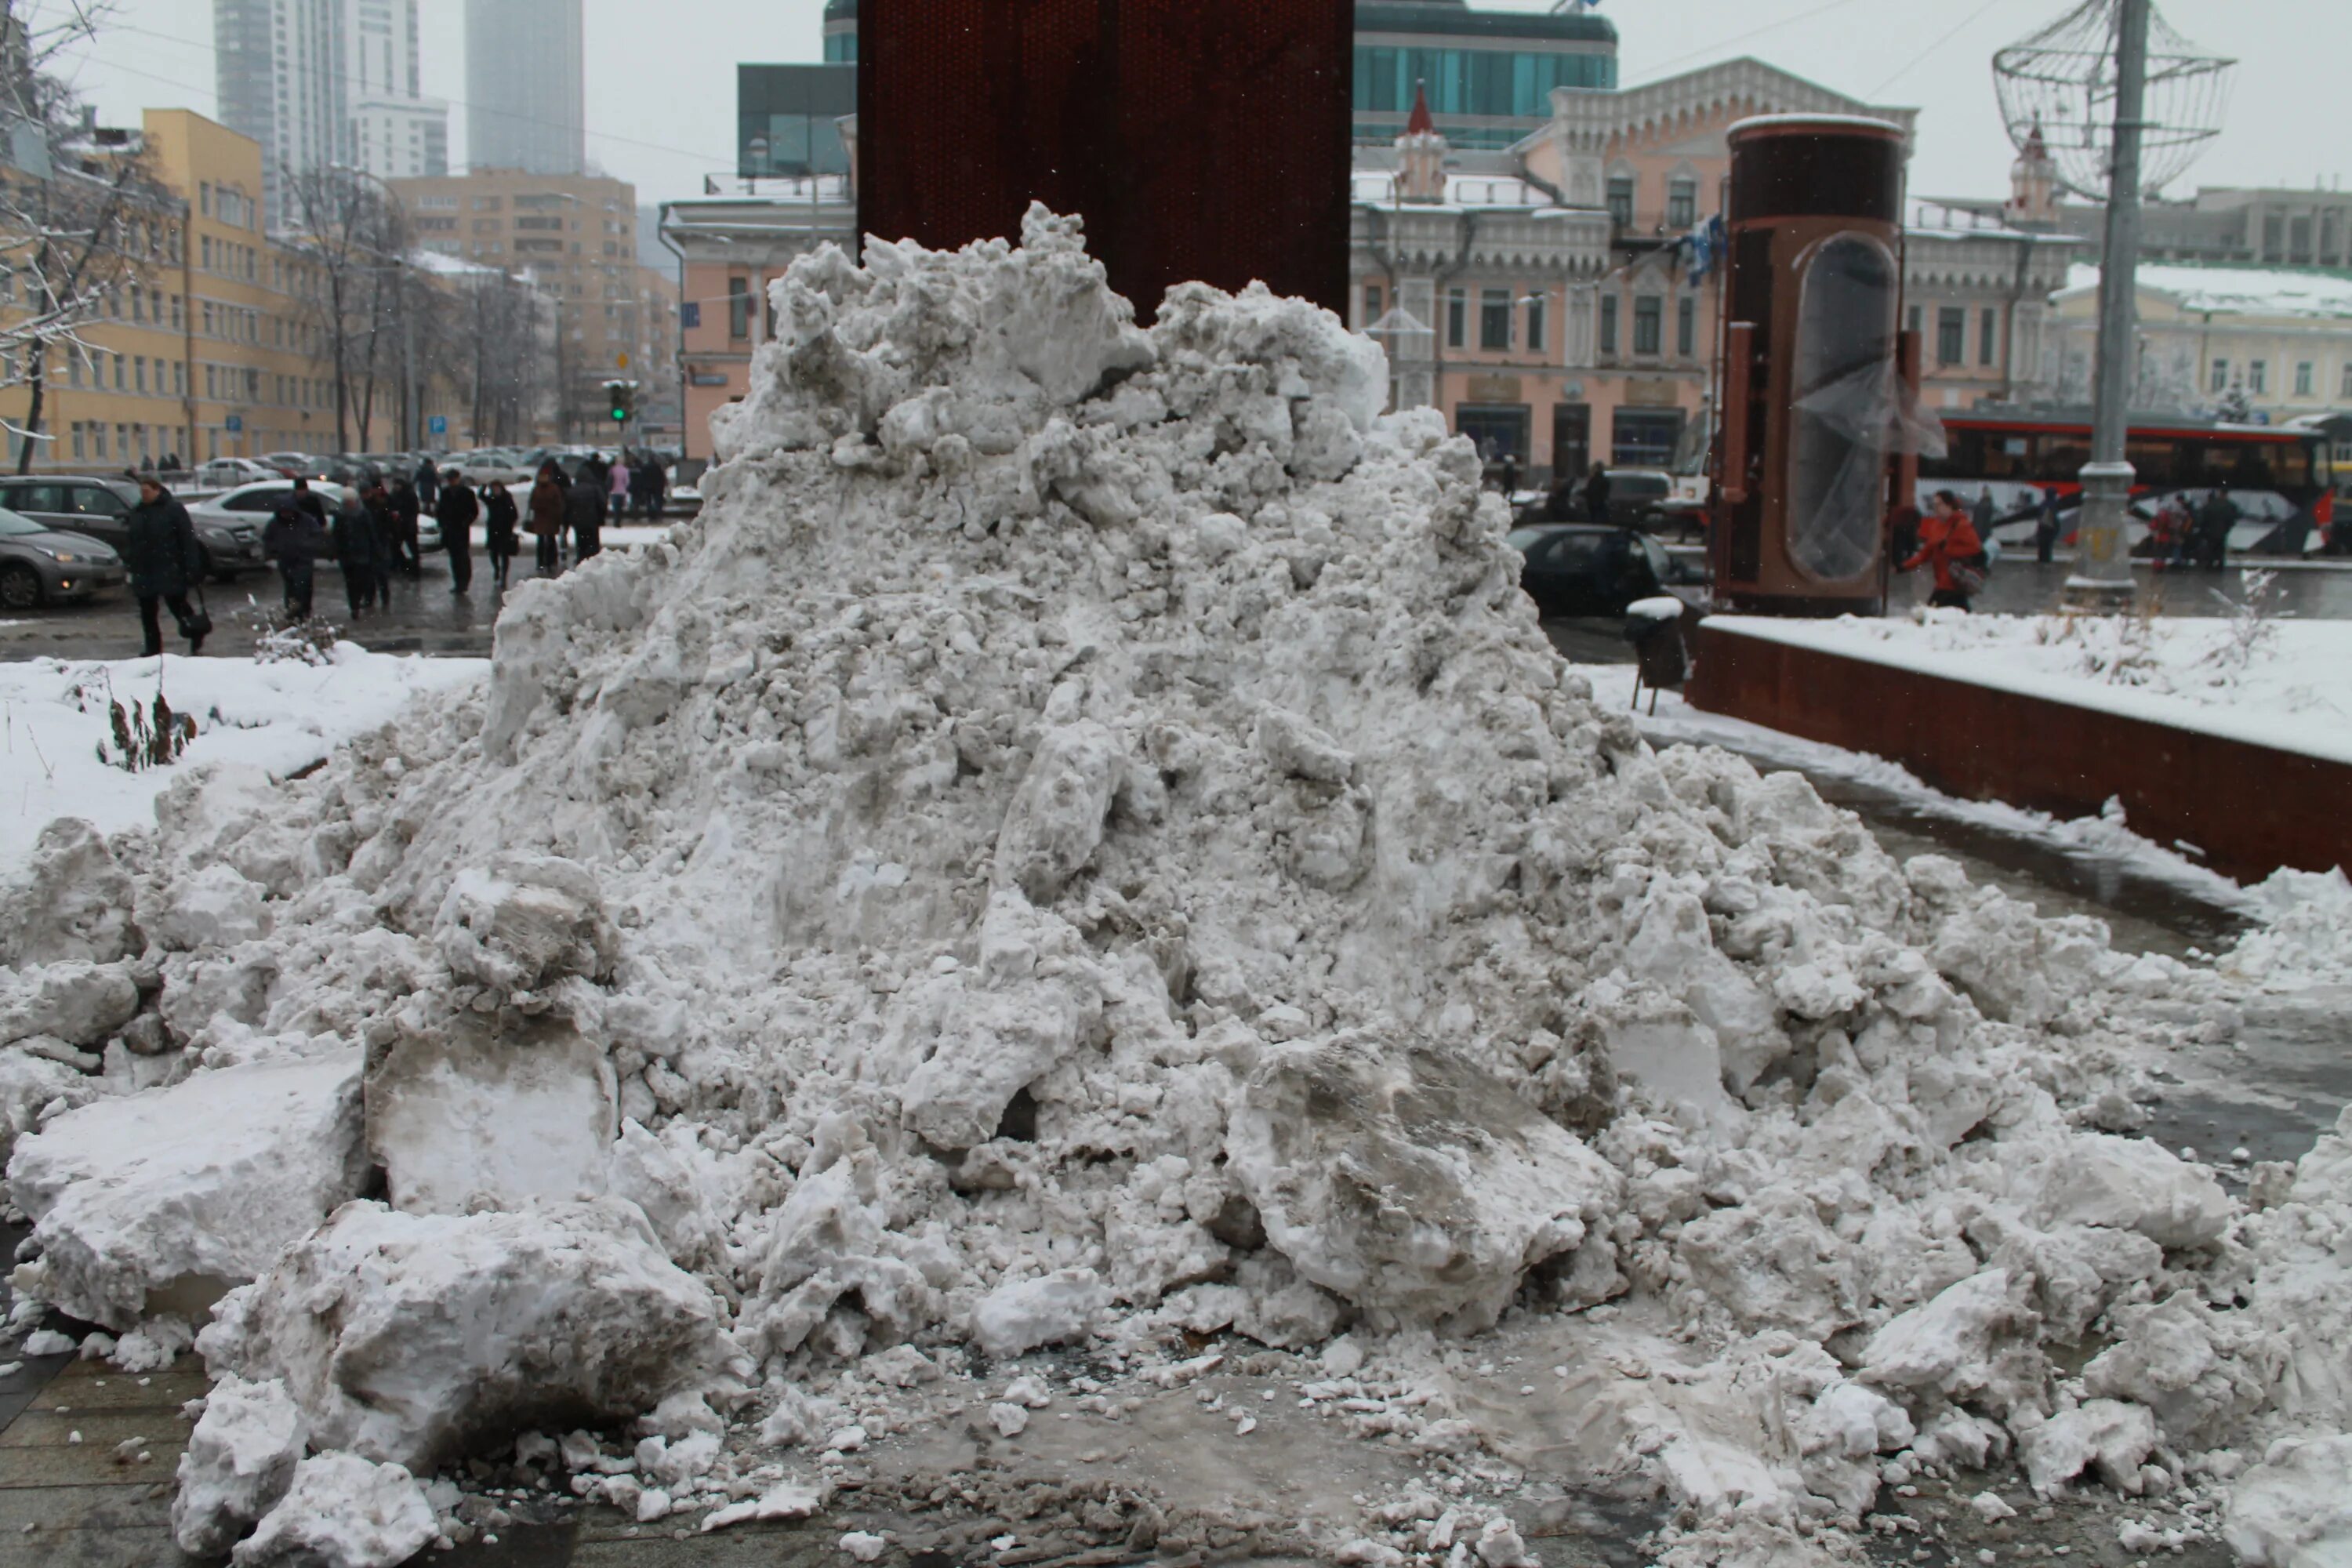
813,1,1615,153
214,0,448,226
1353,1,1617,150
465,0,587,176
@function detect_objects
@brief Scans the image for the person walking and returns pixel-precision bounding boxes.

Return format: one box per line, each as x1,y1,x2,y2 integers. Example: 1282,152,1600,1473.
627,453,655,521
482,478,520,593
1972,486,1998,542
332,486,382,616
387,476,423,579
609,452,631,521
1583,462,1612,526
125,475,209,657
2194,485,2239,570
2034,489,2061,564
436,468,479,594
568,457,608,564
646,456,668,523
262,481,328,620
414,456,440,516
528,461,567,579
1902,489,1987,611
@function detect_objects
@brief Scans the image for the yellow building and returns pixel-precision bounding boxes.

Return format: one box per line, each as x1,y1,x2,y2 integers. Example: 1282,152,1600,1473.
0,109,338,473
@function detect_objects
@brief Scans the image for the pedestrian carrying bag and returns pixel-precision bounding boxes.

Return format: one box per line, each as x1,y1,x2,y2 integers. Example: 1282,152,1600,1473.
1947,554,1988,597
184,585,214,642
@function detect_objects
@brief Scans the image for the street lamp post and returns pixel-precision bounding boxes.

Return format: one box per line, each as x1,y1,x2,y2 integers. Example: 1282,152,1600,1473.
2067,0,2151,612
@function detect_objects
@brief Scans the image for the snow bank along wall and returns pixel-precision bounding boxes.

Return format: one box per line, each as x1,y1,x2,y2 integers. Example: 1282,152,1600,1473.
4,208,2352,1567
1686,618,2352,884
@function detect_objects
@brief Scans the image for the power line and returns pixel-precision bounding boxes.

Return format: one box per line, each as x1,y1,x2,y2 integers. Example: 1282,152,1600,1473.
56,20,739,176
1633,0,1876,81
1867,0,2012,98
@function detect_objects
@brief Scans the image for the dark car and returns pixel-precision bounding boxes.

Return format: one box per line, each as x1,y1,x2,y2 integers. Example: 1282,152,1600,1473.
0,506,125,609
1508,524,1681,618
0,475,271,583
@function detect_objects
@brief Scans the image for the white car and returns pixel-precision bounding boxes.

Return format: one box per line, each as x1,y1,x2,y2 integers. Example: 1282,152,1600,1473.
192,458,284,492
190,481,445,564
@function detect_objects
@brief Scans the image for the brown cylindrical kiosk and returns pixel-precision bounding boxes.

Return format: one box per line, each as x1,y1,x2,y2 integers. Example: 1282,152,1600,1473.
1709,116,1914,616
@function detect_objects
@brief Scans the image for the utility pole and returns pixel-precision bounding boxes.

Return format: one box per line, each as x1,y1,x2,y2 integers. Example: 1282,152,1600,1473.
2067,0,2149,612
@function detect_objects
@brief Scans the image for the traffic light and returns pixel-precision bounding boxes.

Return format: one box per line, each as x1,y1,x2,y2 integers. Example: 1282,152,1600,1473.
604,379,637,425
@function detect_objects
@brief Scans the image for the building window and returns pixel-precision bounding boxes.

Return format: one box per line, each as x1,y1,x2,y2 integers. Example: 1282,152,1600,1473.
1363,283,1382,327
2210,358,2230,394
1446,287,1466,350
1599,294,1618,356
1980,308,1998,367
2341,361,2352,399
728,277,751,339
1907,304,1922,336
1606,176,1634,228
134,357,147,393
2294,361,2314,397
1479,289,1511,350
71,423,84,459
1524,294,1545,356
1667,178,1697,230
1633,296,1662,355
1936,307,1965,367
1676,296,1695,358
2249,360,2267,394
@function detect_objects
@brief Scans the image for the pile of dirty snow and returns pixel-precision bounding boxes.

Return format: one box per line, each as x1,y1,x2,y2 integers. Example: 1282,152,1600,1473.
2,209,2348,1566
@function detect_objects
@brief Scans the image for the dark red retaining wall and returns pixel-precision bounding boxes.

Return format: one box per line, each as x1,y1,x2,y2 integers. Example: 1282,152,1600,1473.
1685,622,2352,885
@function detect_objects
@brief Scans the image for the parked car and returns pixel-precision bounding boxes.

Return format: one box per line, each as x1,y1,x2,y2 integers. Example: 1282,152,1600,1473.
0,506,124,609
1570,468,1675,528
0,475,260,584
666,458,708,518
180,481,332,578
192,457,282,491
258,452,326,479
1507,524,1688,618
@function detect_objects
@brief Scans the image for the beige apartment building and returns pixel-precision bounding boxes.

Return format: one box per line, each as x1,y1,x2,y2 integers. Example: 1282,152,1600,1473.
2,108,337,471
391,169,648,434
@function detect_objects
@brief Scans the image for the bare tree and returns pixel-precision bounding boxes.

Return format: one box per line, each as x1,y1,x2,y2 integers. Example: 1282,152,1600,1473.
1,0,169,472
280,165,412,454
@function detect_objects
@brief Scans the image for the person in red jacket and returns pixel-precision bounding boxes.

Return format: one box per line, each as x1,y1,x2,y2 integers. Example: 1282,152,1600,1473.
1903,490,1986,611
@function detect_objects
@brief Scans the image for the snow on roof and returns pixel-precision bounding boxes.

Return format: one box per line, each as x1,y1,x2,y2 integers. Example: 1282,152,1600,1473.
1905,198,2064,243
2062,262,2352,320
1349,169,1565,212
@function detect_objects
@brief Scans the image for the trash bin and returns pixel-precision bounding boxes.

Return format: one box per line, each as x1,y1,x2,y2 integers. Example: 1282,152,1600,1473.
1624,597,1690,716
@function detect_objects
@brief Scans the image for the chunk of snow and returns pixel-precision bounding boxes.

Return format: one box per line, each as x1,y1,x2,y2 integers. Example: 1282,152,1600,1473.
198,1198,727,1472
7,1049,366,1330
172,1374,307,1556
230,1452,436,1568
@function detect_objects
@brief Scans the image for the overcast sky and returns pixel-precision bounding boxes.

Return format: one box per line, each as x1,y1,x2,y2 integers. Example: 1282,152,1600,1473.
42,0,2344,213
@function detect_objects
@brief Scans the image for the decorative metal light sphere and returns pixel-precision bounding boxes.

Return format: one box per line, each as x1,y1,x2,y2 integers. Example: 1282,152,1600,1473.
1992,0,2235,201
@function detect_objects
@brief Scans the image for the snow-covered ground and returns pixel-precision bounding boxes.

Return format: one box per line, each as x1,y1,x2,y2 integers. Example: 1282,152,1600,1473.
0,648,487,867
1709,608,2352,765
2,212,2351,1568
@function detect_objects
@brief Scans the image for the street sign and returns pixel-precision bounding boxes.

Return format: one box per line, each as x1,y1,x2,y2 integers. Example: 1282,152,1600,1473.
225,415,243,433
617,353,630,370
428,416,448,436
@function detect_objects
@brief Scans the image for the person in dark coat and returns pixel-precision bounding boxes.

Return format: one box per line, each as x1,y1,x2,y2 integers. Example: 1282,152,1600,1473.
528,462,567,578
2034,490,2062,564
262,480,328,619
332,488,382,616
482,479,521,593
387,477,423,578
2194,485,2239,570
125,476,208,657
1583,463,1612,525
565,458,608,563
627,454,657,521
435,468,479,594
414,456,440,514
